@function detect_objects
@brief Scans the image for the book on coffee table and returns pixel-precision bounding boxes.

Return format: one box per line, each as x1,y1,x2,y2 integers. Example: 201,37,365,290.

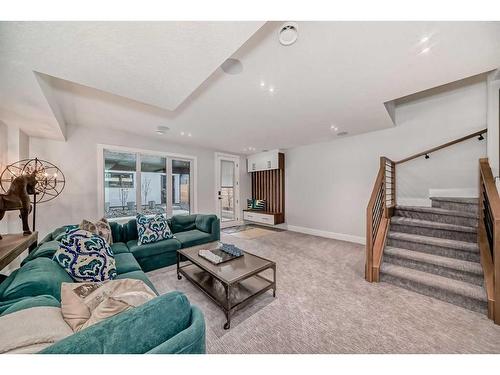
198,243,244,265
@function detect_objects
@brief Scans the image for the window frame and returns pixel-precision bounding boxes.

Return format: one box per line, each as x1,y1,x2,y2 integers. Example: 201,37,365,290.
97,144,197,221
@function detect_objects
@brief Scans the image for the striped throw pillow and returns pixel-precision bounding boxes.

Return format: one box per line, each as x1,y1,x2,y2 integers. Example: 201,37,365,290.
253,199,266,210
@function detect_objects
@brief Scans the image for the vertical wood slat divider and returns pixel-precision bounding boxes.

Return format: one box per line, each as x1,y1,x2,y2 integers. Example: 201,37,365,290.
249,153,285,217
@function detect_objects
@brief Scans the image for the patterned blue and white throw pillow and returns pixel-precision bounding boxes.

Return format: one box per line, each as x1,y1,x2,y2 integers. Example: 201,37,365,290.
53,229,117,282
136,214,174,246
247,199,254,209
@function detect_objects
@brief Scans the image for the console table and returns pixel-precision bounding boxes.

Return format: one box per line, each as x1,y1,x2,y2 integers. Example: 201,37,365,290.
0,232,38,272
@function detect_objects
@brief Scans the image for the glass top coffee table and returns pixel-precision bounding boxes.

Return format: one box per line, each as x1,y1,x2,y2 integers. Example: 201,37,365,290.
177,245,276,329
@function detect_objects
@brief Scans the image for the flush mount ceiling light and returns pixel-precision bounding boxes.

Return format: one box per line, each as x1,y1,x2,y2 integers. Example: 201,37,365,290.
156,126,169,135
221,58,243,75
279,22,298,46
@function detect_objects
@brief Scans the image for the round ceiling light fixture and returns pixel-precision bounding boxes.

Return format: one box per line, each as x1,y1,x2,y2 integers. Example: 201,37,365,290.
221,58,243,75
279,22,298,46
156,126,169,135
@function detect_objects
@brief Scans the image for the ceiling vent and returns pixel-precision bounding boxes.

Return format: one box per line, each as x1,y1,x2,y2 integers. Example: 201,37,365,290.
156,126,169,135
279,22,298,46
221,58,243,75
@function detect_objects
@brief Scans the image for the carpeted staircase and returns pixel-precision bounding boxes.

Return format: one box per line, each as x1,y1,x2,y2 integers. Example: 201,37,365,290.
380,197,487,314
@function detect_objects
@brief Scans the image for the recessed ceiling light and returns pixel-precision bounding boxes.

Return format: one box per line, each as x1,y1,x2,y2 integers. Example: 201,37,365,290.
180,131,185,136
260,81,265,87
420,47,431,54
187,133,192,137
156,126,169,135
330,125,338,131
420,36,430,44
268,87,275,93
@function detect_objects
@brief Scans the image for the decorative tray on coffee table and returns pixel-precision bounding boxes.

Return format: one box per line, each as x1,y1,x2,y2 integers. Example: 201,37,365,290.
198,243,243,265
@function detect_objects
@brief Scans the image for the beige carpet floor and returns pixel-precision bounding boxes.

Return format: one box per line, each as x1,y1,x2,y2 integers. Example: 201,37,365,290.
147,230,500,353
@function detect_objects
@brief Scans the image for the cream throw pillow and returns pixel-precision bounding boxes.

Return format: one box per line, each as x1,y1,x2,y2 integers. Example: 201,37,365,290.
61,279,156,332
0,306,73,354
80,217,113,244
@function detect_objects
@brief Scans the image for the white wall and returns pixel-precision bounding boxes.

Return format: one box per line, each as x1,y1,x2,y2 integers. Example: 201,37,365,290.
285,79,487,243
30,124,249,238
487,70,500,180
0,122,7,236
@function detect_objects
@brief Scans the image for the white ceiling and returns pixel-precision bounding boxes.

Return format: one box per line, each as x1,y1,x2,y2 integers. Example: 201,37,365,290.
1,21,499,153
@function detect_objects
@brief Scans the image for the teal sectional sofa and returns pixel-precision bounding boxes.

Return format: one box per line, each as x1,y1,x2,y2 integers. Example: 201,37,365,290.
0,213,220,354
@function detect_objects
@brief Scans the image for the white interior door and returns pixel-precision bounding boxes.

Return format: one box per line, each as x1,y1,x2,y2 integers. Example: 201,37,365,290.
215,153,240,228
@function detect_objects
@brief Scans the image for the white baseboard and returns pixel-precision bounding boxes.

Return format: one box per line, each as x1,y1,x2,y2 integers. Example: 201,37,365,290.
285,224,365,245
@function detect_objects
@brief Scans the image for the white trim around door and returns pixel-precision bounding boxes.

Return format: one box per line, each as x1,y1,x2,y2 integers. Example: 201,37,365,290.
215,152,241,228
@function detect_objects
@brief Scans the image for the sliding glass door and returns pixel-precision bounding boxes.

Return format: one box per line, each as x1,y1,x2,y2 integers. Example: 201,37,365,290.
102,147,194,219
172,159,191,216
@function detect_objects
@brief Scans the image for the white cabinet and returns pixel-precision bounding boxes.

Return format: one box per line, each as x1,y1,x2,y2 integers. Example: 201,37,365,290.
243,211,277,225
247,149,280,172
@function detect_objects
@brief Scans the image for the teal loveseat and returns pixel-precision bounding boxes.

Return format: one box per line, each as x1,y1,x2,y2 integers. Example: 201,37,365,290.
0,213,220,354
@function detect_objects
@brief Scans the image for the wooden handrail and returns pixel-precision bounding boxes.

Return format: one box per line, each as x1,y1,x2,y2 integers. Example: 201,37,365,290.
478,158,500,324
366,157,395,282
395,129,487,165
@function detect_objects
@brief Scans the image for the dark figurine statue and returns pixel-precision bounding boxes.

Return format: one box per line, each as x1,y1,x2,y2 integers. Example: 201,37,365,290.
0,173,37,239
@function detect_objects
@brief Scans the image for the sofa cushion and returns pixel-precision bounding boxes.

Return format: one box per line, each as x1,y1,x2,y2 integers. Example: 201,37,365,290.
127,238,181,259
1,295,60,316
21,240,60,266
53,230,117,282
123,219,138,242
110,242,130,255
115,253,142,274
136,214,174,245
195,214,217,234
175,229,213,248
170,214,197,233
109,221,123,243
0,257,72,302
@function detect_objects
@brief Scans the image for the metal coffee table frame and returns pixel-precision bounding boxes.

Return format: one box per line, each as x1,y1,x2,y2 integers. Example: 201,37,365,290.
177,249,276,330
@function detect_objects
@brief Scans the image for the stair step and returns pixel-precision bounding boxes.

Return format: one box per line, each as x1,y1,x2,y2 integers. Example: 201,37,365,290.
431,197,478,214
387,232,480,262
390,216,477,243
395,205,478,228
384,246,484,285
380,263,487,314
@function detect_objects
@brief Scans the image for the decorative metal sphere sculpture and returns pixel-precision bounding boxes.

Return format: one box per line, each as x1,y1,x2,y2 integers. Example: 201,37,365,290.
0,158,65,230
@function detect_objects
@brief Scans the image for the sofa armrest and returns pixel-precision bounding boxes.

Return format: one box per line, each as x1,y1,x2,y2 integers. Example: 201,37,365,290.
40,291,193,354
147,305,206,354
211,217,220,241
